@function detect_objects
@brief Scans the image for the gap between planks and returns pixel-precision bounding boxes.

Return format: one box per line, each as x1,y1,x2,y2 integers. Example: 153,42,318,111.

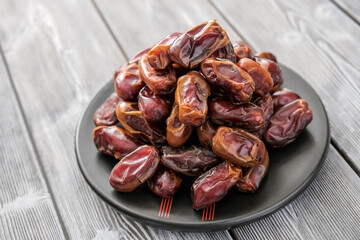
0,43,70,240
207,0,360,178
329,0,360,26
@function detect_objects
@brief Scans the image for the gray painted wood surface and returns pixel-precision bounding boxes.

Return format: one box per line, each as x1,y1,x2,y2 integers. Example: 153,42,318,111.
0,0,359,239
211,0,360,173
333,0,360,24
0,51,65,239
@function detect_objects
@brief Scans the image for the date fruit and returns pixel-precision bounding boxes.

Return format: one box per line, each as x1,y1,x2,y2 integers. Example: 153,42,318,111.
94,92,123,126
254,56,283,92
237,150,269,193
92,126,140,159
255,51,277,63
191,161,242,210
166,104,193,148
138,54,177,95
110,145,160,192
161,145,220,176
237,58,274,96
211,42,236,63
116,101,166,145
272,88,300,110
129,47,152,64
209,98,264,131
264,99,313,148
233,40,253,61
169,20,230,69
212,126,267,167
114,63,144,101
147,33,182,70
196,120,217,150
175,71,211,127
201,57,255,104
252,94,274,137
138,86,172,122
148,165,182,198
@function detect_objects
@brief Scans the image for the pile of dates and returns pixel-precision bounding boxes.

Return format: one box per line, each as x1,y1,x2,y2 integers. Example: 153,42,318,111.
92,20,313,210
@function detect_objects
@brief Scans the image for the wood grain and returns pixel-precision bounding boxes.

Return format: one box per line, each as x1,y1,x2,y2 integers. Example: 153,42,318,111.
0,0,231,239
211,0,360,172
332,0,360,24
0,51,65,239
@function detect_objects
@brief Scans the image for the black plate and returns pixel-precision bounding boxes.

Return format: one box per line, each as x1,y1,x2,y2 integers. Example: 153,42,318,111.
75,65,330,231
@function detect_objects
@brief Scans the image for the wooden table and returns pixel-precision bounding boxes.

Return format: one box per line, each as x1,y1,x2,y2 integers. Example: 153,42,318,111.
1,0,359,239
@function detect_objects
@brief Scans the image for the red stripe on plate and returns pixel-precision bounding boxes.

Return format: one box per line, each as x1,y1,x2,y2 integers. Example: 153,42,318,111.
212,203,215,220
158,197,165,217
161,198,167,217
205,207,209,220
166,197,173,218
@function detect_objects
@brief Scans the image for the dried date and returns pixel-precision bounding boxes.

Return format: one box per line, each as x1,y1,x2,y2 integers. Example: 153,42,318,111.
233,40,253,61
114,63,144,101
272,88,300,110
94,92,123,126
129,47,153,64
110,145,160,192
147,33,182,70
196,120,217,150
148,165,182,198
254,56,283,92
200,57,255,104
263,99,313,148
237,58,274,96
161,145,220,176
209,98,264,131
169,20,230,69
237,150,269,193
212,126,267,167
138,86,172,122
175,71,211,127
166,104,193,148
255,51,277,63
251,94,274,138
211,42,236,63
92,126,140,159
116,101,166,145
138,54,177,95
191,161,242,210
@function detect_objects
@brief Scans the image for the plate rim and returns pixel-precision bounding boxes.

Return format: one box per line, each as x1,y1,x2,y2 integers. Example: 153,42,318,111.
75,65,330,231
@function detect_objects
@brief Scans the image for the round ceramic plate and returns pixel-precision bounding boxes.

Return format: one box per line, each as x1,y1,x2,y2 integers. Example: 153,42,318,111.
75,65,330,231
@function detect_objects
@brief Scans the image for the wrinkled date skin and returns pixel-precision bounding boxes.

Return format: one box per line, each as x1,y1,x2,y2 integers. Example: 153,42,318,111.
161,145,220,177
94,92,123,126
166,104,193,148
138,86,172,122
169,20,230,69
129,47,153,64
114,63,144,101
200,58,255,104
138,54,177,95
116,101,166,145
254,56,283,92
211,42,236,63
255,51,278,63
147,33,182,70
191,161,242,210
237,150,269,193
272,88,301,110
252,94,274,138
196,120,217,150
148,165,182,197
92,126,141,159
237,58,274,96
209,98,264,131
175,71,211,127
110,145,160,192
212,126,267,167
233,40,253,61
263,99,313,148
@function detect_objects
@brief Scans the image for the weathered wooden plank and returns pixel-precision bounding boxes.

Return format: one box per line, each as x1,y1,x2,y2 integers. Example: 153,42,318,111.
0,0,232,239
332,0,360,24
0,51,65,239
210,0,360,172
94,0,360,238
232,146,360,239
